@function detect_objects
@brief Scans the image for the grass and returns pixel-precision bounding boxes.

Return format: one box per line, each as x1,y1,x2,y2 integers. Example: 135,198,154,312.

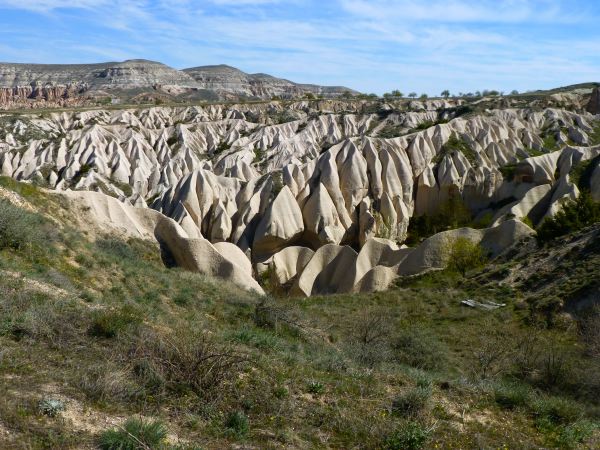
377,123,406,138
542,133,560,151
493,382,532,410
224,411,249,439
589,123,600,146
0,180,598,448
383,421,431,450
433,133,478,166
0,199,49,252
99,417,168,450
391,386,432,418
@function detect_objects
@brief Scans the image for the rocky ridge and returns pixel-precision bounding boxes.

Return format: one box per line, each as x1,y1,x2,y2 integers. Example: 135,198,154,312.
1,94,599,295
183,65,357,99
0,60,356,108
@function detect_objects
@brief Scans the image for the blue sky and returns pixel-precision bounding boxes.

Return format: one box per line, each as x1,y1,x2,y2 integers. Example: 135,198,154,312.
0,0,598,95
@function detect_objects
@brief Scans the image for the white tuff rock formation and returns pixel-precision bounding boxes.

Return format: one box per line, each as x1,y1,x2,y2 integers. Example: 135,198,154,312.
1,95,599,294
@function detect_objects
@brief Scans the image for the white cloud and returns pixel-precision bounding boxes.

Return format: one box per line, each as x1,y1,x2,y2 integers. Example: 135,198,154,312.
0,0,108,12
0,0,597,95
339,0,585,24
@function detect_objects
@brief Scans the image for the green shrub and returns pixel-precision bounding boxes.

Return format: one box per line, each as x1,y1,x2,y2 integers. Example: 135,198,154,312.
37,399,65,417
532,396,580,429
130,329,246,400
554,420,597,449
383,421,430,450
377,124,405,139
224,411,249,438
392,326,448,371
569,158,595,190
406,195,473,244
433,133,478,166
537,191,600,243
88,305,142,338
98,417,168,450
493,383,531,410
391,387,431,418
445,237,487,277
0,199,46,251
413,120,435,131
96,238,137,261
307,380,325,395
542,134,559,151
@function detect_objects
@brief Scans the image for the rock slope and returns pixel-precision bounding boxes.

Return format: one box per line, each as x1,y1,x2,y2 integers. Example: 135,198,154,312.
1,95,599,294
183,65,357,99
0,60,355,108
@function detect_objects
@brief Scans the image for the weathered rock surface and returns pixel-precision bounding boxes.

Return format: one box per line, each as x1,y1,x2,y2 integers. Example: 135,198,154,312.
0,60,355,107
2,94,599,295
183,65,356,100
58,190,263,294
587,87,600,115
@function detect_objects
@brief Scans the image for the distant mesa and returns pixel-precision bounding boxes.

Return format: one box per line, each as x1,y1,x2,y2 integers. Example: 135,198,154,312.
0,59,357,107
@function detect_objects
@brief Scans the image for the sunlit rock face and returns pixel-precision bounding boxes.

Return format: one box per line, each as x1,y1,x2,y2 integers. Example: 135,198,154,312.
0,60,357,109
1,95,598,294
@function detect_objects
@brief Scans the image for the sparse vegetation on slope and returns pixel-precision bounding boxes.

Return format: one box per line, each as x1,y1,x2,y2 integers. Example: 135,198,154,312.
0,180,598,448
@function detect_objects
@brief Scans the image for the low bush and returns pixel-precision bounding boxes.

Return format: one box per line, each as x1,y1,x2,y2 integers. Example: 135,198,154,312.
383,421,430,450
445,237,487,277
98,417,168,450
532,396,580,429
392,326,448,371
224,411,249,438
433,133,478,166
537,191,600,243
0,199,46,252
471,322,515,379
554,420,597,449
406,195,473,244
391,387,431,418
307,380,325,395
539,341,572,389
0,289,82,346
493,383,531,410
96,237,138,261
37,399,65,417
78,364,140,403
88,305,142,338
130,328,246,401
349,308,392,367
569,155,600,190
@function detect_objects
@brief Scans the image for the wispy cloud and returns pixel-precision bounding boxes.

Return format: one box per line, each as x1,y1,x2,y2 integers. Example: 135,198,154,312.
0,0,108,12
339,0,587,24
0,0,598,94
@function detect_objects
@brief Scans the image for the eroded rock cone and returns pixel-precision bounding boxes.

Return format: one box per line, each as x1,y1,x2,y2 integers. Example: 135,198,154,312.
587,87,600,114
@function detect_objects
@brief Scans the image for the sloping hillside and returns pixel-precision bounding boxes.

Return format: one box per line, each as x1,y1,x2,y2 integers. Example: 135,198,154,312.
1,94,599,296
0,177,598,449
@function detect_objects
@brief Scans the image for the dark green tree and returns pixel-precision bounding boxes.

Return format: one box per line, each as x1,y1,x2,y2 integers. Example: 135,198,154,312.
537,191,600,243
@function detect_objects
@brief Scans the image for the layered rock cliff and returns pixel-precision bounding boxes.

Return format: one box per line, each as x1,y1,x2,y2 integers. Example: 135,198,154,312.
0,60,356,108
183,65,357,99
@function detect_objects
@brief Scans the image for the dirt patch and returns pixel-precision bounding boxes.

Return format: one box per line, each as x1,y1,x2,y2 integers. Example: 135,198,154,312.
0,186,35,211
37,384,124,435
1,270,71,298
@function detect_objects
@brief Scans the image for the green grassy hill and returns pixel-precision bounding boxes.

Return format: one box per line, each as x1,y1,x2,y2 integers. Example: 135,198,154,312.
0,178,598,449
